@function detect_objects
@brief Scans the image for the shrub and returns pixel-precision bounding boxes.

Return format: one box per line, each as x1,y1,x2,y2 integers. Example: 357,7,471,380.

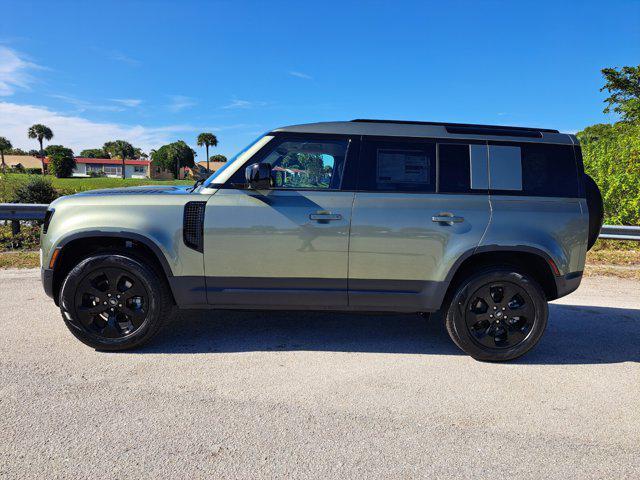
578,122,640,225
12,176,59,204
25,167,42,174
88,170,107,178
49,153,77,178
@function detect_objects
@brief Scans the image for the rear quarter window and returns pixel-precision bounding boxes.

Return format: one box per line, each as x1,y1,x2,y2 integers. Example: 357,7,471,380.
488,142,579,197
521,143,579,197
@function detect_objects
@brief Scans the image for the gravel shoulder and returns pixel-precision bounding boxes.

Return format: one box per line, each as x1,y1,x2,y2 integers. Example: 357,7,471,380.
1,270,638,479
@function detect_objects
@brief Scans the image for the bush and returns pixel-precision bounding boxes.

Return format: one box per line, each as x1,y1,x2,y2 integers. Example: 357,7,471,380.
49,153,77,178
578,122,640,225
12,163,26,173
25,167,42,175
12,176,59,204
88,170,107,178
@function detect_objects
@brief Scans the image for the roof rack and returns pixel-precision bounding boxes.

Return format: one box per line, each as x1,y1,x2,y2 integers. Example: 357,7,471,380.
351,119,559,137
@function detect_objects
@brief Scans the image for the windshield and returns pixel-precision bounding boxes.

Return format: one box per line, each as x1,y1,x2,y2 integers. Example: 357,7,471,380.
200,133,269,189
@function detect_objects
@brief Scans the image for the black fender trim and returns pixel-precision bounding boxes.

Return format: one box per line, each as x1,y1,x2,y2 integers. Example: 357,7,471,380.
56,231,174,279
51,231,208,306
441,244,562,301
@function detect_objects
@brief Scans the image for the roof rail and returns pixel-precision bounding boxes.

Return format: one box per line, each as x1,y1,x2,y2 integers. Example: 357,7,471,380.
351,119,559,136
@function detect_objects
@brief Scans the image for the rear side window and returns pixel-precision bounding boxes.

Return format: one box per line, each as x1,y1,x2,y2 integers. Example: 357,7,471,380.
487,142,579,197
358,139,436,192
438,144,470,193
521,143,579,197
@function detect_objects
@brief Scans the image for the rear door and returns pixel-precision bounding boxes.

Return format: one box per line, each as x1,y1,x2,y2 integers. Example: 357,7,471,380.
348,137,491,311
203,134,358,307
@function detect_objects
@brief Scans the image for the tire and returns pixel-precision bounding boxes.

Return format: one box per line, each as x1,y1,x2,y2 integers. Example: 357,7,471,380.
584,173,603,251
59,253,173,350
444,267,548,362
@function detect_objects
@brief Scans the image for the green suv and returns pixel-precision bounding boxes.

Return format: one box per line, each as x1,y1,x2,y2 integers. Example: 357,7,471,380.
41,120,603,361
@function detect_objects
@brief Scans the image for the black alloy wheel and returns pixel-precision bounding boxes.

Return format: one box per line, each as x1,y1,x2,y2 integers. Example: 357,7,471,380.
74,267,149,339
445,267,548,361
59,253,173,350
465,282,534,349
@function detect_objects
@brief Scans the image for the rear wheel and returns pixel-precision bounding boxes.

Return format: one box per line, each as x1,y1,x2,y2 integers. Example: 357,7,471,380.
445,267,548,361
59,253,172,350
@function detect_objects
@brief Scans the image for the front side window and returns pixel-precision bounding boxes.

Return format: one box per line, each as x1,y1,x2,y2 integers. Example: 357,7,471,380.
255,138,349,190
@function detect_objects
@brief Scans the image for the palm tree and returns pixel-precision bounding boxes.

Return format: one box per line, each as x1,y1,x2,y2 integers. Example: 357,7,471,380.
0,136,12,172
27,124,53,174
197,133,218,173
103,140,135,179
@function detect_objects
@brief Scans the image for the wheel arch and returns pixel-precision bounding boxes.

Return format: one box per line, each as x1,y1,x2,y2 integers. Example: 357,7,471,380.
51,231,175,306
443,246,560,306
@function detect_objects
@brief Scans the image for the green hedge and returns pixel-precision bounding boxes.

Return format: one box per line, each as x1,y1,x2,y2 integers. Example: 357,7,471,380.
578,122,640,225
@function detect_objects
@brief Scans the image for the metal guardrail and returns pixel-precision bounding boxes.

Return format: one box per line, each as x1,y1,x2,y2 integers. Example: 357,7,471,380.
599,225,640,241
1,203,639,241
0,203,49,221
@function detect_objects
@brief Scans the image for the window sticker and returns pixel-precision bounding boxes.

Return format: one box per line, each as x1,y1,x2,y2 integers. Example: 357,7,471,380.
377,149,430,184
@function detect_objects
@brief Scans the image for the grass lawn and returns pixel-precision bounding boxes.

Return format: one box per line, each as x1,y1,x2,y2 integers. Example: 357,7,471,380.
0,173,192,202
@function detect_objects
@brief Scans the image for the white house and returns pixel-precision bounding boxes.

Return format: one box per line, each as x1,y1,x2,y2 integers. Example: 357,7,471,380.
45,157,151,178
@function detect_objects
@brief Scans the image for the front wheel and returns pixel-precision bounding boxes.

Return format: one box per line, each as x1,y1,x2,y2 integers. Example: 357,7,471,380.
444,268,548,361
59,253,172,350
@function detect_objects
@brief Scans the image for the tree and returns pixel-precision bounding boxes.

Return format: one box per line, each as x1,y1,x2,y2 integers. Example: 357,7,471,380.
49,153,77,178
44,145,74,158
151,140,196,178
577,122,640,225
601,65,640,123
79,148,108,158
8,147,28,155
197,133,218,173
134,147,148,159
0,136,11,172
103,140,135,179
209,154,227,163
42,145,75,177
27,124,53,174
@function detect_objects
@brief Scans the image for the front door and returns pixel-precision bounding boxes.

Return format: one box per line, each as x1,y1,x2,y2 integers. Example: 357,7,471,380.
203,135,357,307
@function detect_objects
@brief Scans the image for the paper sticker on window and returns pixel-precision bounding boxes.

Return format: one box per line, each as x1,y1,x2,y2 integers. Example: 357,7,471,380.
377,149,430,184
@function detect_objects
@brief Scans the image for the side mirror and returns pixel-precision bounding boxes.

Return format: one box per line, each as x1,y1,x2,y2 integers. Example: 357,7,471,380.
245,162,272,190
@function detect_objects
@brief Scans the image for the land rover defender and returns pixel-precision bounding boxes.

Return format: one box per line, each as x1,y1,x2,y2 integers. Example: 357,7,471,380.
41,120,603,361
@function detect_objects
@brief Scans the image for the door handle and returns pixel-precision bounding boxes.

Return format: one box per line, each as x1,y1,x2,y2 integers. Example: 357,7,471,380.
432,214,464,224
309,212,342,221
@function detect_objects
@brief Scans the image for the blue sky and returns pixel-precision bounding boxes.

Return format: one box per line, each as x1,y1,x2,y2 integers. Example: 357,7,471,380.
1,0,639,159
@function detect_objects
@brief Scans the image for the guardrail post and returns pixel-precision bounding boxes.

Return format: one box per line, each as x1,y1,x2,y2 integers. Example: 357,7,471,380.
11,220,20,236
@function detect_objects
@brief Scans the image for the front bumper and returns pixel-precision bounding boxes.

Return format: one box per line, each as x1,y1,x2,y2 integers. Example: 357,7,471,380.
41,268,55,300
554,271,583,298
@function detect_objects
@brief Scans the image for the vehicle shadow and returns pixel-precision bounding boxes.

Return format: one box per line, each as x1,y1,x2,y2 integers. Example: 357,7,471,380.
136,304,640,365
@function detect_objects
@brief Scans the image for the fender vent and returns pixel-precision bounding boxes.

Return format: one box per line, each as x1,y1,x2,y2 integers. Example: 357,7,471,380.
183,202,206,252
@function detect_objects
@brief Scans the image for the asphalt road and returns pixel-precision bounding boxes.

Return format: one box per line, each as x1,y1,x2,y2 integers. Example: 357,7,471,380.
1,270,639,479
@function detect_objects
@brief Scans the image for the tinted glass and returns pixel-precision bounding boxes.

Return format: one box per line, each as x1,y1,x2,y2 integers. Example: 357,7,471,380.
439,144,471,193
359,140,436,192
521,143,578,197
